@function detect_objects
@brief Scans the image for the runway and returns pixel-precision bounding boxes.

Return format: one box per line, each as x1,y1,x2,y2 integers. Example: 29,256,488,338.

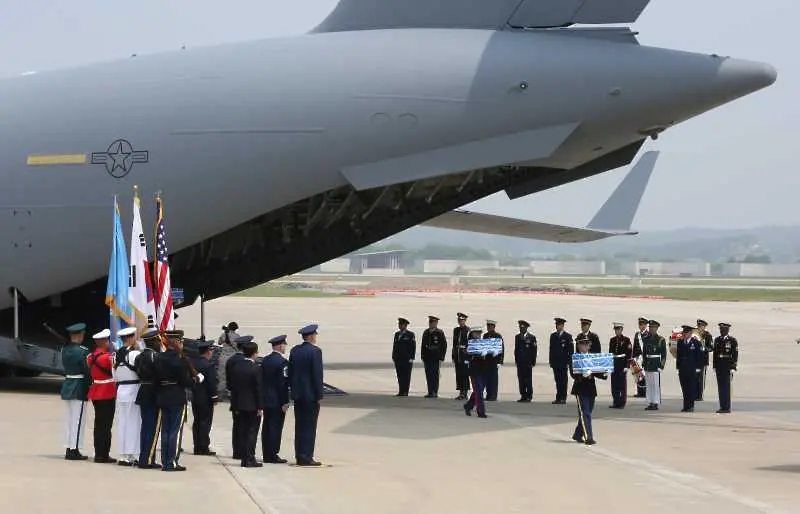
1,293,798,513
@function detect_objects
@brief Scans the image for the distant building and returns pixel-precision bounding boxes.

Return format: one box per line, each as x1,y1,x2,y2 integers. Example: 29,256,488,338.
528,260,606,275
722,263,800,278
620,261,711,276
422,260,500,274
350,250,407,275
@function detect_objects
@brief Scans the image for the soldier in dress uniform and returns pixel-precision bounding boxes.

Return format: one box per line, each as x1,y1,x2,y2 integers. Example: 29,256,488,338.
155,330,197,471
676,325,704,412
61,323,91,461
113,327,141,466
391,318,415,397
230,340,263,468
191,341,219,456
483,320,503,401
514,320,537,402
135,328,163,469
227,335,250,459
713,322,738,414
608,322,632,409
632,317,649,398
549,317,574,404
87,329,117,463
642,320,667,411
261,335,290,464
289,324,325,466
451,313,471,400
463,326,489,418
569,334,607,445
578,318,602,354
421,315,447,398
695,319,714,401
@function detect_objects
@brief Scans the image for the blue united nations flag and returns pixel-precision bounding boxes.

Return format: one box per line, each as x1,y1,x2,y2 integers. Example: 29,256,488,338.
105,197,133,348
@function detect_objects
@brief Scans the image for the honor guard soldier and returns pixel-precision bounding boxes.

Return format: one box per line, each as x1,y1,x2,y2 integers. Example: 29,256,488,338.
676,325,704,412
87,329,117,463
261,335,291,464
549,318,574,404
483,320,503,401
514,320,537,402
227,335,250,459
61,323,91,461
135,328,162,469
695,319,714,401
452,313,471,400
421,315,448,398
578,318,602,353
569,334,607,445
608,323,632,409
632,317,649,398
713,323,738,414
113,327,142,466
191,340,219,456
289,324,325,466
463,326,489,418
392,318,416,397
230,340,263,467
642,320,667,411
155,330,197,471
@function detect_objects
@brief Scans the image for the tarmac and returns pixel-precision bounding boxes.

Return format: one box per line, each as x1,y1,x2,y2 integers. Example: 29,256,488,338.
1,292,799,514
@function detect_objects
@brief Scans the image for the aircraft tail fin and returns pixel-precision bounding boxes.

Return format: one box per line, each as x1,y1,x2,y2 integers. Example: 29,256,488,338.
311,0,653,33
586,150,659,231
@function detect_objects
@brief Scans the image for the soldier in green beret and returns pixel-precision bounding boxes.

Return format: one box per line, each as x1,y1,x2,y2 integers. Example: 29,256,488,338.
61,323,92,460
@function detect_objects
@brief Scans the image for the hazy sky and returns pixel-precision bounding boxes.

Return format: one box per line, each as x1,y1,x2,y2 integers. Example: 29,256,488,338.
1,1,793,231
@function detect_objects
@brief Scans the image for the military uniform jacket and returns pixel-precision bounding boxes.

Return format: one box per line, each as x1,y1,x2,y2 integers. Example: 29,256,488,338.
608,335,633,371
155,349,194,408
676,336,704,372
230,358,263,412
87,349,116,401
134,348,159,406
712,335,738,371
392,330,416,362
452,326,469,364
191,357,218,407
549,331,574,369
261,352,290,409
642,334,667,372
482,330,504,365
288,341,324,403
113,347,141,403
421,328,447,361
60,344,91,401
580,331,602,354
632,331,647,359
698,331,714,366
514,332,537,367
568,356,607,397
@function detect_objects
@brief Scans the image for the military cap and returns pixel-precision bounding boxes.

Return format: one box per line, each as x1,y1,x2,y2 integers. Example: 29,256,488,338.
637,317,648,324
518,320,530,328
118,326,137,338
92,328,111,340
613,322,624,329
299,324,319,336
575,333,590,343
580,318,592,324
196,340,213,352
554,317,566,324
65,323,86,334
428,315,440,322
164,329,184,339
718,322,732,328
469,325,483,333
486,319,497,325
681,325,695,333
227,321,239,331
457,312,468,320
398,317,409,325
648,320,660,327
234,335,254,346
696,319,708,327
141,328,160,340
269,335,287,345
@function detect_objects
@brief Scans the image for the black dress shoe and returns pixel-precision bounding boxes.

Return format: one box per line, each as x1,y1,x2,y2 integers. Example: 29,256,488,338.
584,439,597,446
117,460,133,467
242,461,263,468
194,450,217,456
477,413,488,418
265,456,288,464
572,435,584,443
297,460,322,467
463,406,472,416
716,409,731,414
94,457,117,464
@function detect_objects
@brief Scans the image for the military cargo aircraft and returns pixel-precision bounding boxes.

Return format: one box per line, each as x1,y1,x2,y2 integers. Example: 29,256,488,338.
0,0,776,376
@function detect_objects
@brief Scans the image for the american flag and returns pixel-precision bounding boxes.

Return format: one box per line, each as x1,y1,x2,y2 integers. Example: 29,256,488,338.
153,197,175,331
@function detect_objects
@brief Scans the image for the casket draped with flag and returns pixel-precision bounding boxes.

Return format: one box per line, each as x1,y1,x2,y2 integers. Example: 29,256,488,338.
466,338,503,356
571,352,614,374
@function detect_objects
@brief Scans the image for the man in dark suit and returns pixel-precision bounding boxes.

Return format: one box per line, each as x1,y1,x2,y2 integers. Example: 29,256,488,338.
191,341,219,456
288,324,324,466
230,340,263,468
226,336,249,460
549,317,574,404
261,335,290,464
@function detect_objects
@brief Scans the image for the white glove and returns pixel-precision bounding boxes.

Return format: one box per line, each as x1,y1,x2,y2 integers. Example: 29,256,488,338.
695,369,701,373
497,364,501,369
582,370,591,377
196,372,205,384
408,359,413,363
481,351,488,357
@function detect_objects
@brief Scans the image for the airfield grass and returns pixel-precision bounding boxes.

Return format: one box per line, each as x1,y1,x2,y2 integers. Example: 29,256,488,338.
233,285,340,298
586,287,800,302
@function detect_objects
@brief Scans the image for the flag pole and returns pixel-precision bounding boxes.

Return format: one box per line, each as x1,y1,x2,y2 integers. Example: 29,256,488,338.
110,195,118,348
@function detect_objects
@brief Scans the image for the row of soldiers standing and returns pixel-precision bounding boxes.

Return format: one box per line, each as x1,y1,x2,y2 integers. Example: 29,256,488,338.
391,314,739,414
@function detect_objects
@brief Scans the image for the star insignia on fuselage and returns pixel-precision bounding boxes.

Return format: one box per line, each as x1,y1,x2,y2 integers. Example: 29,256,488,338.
91,139,149,178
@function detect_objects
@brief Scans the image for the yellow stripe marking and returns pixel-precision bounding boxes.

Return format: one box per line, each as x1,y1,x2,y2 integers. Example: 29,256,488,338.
27,154,88,166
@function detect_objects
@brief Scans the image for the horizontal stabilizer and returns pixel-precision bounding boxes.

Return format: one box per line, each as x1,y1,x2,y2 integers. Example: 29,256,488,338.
312,0,653,33
341,122,578,191
420,210,633,243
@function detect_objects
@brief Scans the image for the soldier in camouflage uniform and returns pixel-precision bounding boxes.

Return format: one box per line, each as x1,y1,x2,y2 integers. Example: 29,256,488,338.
213,322,240,401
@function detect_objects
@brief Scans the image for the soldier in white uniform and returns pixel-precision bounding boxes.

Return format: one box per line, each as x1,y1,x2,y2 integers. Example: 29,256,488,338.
113,327,142,466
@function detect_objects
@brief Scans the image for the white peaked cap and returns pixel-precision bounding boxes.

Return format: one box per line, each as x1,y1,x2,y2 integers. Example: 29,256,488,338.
118,327,137,337
92,328,111,340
